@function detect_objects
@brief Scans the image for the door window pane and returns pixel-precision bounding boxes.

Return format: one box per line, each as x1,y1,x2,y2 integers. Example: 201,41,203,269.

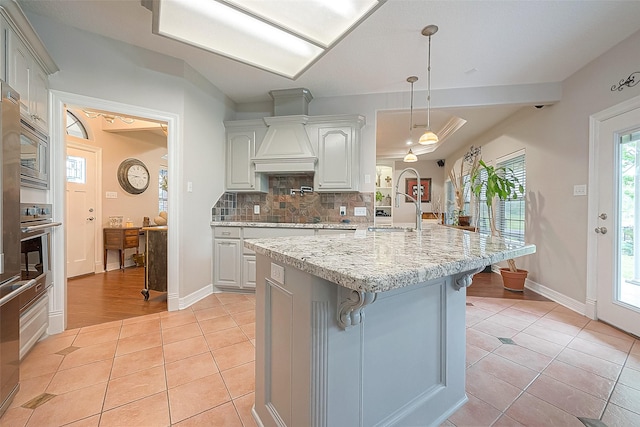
618,130,640,309
66,155,86,183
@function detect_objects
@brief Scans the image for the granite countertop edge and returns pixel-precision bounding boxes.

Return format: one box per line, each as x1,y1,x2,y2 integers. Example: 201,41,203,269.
211,221,361,230
244,226,536,293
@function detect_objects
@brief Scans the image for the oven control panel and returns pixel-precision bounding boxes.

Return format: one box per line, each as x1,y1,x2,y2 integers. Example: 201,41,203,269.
21,203,52,223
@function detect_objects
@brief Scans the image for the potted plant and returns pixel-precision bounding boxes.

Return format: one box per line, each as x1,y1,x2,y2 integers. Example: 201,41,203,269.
375,191,384,206
471,159,527,291
449,146,481,225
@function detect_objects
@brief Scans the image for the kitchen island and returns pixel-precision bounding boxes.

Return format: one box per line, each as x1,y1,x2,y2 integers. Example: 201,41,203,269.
244,224,535,427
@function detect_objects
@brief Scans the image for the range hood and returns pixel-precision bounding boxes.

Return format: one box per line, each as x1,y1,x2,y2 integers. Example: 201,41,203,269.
252,89,317,173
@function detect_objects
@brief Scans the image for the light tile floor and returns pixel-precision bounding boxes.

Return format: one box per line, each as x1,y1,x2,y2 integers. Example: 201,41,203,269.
1,293,640,426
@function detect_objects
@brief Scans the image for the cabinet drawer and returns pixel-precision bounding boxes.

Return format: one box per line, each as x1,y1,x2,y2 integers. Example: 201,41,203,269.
123,236,139,248
124,229,139,237
214,227,241,238
104,233,123,246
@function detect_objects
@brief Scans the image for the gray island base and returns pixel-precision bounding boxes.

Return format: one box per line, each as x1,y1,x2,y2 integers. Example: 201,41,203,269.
245,225,536,427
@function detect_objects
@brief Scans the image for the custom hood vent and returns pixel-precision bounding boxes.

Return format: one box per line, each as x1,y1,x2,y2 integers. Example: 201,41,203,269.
253,88,317,173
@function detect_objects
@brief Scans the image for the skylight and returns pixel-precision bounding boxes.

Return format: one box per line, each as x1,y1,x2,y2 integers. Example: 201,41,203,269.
151,0,386,79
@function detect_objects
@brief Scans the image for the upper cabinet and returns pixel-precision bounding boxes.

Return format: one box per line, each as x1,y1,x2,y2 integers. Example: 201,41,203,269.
224,114,365,193
224,119,268,193
310,115,365,192
1,1,59,134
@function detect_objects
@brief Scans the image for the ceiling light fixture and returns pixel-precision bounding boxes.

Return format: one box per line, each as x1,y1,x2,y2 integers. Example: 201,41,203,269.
404,76,418,163
403,148,418,163
149,0,386,79
82,110,135,124
418,24,439,145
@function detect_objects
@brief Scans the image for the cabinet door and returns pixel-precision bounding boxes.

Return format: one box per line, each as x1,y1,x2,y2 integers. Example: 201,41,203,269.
242,254,256,289
316,126,354,191
226,130,256,190
213,238,241,288
30,64,48,132
7,28,30,117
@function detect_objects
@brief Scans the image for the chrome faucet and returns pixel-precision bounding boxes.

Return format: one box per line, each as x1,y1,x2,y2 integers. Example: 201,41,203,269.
394,167,422,231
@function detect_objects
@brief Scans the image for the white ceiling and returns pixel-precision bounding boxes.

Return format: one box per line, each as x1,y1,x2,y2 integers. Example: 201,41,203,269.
20,0,640,160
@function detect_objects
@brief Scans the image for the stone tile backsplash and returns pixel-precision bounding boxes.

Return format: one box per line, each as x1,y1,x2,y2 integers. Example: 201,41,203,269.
211,175,373,224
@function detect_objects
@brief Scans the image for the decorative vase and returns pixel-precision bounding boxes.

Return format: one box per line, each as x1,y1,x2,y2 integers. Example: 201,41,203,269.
458,215,471,226
500,268,528,292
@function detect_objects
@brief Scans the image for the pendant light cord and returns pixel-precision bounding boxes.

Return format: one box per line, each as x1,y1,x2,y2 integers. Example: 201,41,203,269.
427,34,432,130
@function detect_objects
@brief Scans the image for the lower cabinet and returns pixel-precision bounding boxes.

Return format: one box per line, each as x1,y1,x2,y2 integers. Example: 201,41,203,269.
212,226,344,292
20,294,48,360
213,238,242,289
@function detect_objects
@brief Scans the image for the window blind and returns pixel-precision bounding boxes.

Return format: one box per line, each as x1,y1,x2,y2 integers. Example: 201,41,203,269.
497,153,526,243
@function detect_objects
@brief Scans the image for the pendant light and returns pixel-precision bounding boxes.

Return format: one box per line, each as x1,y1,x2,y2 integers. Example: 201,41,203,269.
418,25,439,145
404,75,419,162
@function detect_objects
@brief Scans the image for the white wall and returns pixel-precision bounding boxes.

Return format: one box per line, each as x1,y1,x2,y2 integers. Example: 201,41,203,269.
444,29,640,304
27,13,235,308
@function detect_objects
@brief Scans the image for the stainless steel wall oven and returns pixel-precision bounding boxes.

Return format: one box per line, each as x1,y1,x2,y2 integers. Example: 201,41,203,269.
20,118,49,189
19,204,60,314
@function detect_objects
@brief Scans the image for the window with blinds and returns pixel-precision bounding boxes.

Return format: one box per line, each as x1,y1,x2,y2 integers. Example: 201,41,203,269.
496,152,526,242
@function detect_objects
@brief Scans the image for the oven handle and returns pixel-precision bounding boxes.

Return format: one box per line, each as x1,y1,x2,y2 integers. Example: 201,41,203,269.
21,222,62,233
0,279,37,307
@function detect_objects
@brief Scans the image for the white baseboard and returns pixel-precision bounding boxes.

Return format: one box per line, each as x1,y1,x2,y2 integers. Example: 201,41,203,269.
178,283,214,310
47,309,65,335
524,278,587,316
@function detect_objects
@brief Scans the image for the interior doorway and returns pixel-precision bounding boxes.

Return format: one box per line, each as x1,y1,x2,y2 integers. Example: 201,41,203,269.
49,93,178,333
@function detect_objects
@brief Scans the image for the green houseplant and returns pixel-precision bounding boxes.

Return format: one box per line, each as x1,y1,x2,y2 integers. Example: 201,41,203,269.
471,159,526,290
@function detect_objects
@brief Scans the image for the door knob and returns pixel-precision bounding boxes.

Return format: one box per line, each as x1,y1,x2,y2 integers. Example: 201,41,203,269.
87,217,95,221
595,226,607,234
599,213,607,220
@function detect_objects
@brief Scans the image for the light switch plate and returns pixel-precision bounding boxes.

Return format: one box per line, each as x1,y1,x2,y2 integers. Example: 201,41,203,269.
573,184,587,196
106,191,117,199
354,207,367,216
271,263,285,284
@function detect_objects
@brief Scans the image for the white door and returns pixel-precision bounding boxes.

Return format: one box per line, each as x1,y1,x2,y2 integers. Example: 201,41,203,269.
66,145,98,278
596,106,640,336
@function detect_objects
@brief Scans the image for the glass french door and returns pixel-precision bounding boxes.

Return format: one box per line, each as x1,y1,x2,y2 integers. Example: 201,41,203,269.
596,106,640,337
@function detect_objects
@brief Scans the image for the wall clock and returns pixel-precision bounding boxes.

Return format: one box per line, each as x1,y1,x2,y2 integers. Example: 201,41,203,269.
117,158,150,194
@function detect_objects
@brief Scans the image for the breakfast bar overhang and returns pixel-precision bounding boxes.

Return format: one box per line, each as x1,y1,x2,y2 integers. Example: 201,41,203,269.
245,225,536,427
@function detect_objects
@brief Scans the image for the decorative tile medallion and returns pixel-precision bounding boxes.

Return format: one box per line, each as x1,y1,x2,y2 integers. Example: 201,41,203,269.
22,393,56,409
55,346,80,356
498,337,516,345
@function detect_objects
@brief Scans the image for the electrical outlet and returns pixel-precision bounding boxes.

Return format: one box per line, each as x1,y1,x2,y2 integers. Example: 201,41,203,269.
354,207,367,216
254,205,260,214
339,206,346,216
270,263,285,284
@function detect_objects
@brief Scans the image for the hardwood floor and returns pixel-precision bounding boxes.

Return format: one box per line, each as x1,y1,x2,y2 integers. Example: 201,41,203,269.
66,270,546,330
67,266,167,329
469,271,550,301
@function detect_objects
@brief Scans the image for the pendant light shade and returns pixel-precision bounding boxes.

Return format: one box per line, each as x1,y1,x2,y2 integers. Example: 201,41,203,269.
403,148,418,162
418,24,439,145
419,130,438,145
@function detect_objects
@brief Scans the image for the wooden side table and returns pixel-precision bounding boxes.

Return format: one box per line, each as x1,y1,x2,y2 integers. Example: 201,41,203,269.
103,227,140,270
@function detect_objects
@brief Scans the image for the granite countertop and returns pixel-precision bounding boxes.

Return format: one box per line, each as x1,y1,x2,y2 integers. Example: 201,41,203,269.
244,224,536,293
211,221,359,230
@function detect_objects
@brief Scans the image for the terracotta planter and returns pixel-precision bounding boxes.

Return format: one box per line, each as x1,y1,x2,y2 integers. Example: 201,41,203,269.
500,268,528,292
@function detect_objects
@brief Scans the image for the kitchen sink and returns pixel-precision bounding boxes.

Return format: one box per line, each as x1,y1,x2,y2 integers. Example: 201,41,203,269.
367,226,414,232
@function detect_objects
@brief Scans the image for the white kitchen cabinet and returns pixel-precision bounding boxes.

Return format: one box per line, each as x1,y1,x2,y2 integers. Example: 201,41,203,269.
213,238,241,289
312,115,365,192
212,225,336,292
224,120,268,192
1,2,58,134
6,26,49,132
242,255,256,289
